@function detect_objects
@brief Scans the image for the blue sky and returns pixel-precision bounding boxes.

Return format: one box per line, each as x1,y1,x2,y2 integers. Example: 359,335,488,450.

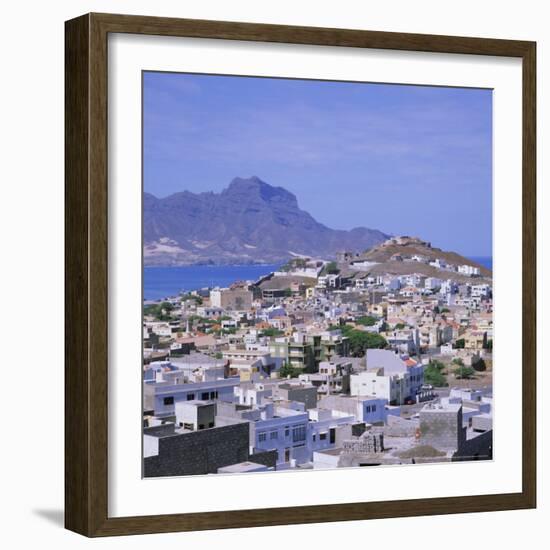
144,72,493,256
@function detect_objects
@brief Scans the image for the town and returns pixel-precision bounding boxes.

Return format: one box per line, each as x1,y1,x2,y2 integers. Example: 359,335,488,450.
143,237,493,477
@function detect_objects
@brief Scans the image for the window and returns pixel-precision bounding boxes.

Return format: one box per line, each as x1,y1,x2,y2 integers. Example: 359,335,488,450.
284,427,290,437
210,391,217,399
292,425,306,442
329,428,336,444
366,405,371,413
186,393,195,401
163,396,174,406
319,432,327,441
201,392,209,400
270,431,278,440
372,404,377,412
258,432,267,442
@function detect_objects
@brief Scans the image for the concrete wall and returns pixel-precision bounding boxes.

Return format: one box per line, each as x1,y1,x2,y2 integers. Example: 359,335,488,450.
419,406,464,451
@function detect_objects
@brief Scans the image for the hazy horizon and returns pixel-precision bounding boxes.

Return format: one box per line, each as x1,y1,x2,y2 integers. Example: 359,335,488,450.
144,72,493,256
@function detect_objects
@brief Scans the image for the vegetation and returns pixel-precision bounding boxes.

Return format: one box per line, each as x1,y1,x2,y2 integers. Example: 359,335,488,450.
261,328,284,338
453,365,476,379
188,315,218,325
180,292,203,305
454,338,465,349
394,323,406,330
212,327,237,336
339,324,387,356
441,308,450,313
472,357,487,372
143,301,175,321
279,362,304,378
484,339,493,351
325,261,340,275
424,359,448,387
355,315,377,327
280,258,307,271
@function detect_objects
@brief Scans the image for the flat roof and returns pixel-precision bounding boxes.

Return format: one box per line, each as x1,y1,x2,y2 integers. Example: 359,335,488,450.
217,462,268,473
176,399,214,407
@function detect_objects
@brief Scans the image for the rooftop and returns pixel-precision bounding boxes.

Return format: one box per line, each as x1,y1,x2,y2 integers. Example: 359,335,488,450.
217,462,268,474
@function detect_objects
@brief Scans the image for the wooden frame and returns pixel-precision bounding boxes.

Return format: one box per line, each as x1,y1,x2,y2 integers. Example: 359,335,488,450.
65,12,537,537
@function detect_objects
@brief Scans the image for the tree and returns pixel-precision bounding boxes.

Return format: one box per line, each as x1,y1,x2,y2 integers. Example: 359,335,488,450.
279,362,303,378
454,365,475,379
472,357,487,372
424,363,448,387
339,324,354,336
356,315,377,327
262,328,284,337
430,359,446,371
325,261,339,275
452,357,465,367
484,339,493,351
181,293,203,305
143,301,175,321
454,338,465,349
394,323,406,330
346,330,387,356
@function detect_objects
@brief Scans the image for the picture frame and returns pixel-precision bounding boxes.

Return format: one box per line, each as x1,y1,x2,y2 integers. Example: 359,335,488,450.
65,12,536,537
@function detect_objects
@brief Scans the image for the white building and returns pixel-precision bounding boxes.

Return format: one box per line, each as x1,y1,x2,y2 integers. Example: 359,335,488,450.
175,400,216,431
143,377,239,416
471,284,491,298
318,395,388,425
385,329,417,355
425,277,442,290
217,402,311,468
430,258,447,270
458,264,481,276
350,350,424,405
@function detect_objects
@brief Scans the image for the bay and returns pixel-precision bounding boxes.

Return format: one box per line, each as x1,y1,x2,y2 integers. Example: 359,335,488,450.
468,256,493,271
144,264,281,301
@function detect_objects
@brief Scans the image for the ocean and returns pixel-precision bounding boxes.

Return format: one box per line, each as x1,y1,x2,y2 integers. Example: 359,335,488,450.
144,264,281,301
468,256,493,271
144,257,493,301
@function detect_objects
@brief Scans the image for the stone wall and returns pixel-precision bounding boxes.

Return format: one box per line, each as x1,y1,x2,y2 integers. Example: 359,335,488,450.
249,449,278,469
144,422,249,478
454,430,493,461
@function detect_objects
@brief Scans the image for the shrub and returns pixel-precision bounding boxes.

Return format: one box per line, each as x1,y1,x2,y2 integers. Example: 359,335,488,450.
454,365,475,379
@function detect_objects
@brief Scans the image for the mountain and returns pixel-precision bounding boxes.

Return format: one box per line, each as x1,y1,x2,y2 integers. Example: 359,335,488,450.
143,176,390,266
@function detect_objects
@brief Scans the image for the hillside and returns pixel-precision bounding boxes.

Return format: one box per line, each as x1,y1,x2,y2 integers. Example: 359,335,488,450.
341,236,492,281
143,176,390,266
